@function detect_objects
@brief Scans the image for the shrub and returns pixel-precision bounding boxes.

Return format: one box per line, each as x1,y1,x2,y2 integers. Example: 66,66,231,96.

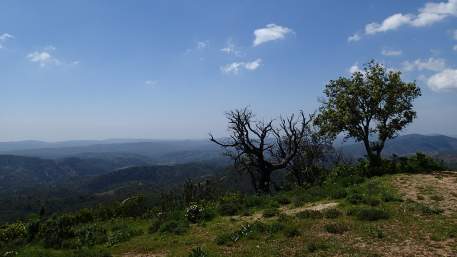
307,241,328,252
187,247,209,257
215,233,233,245
268,222,285,234
262,208,280,218
364,197,381,207
356,208,390,221
159,220,189,235
296,210,323,219
323,208,342,219
346,193,364,205
107,224,143,246
0,222,27,243
284,226,300,237
217,202,241,216
74,224,108,247
185,203,205,223
148,218,161,234
381,192,402,202
329,188,347,199
275,195,291,205
324,222,349,234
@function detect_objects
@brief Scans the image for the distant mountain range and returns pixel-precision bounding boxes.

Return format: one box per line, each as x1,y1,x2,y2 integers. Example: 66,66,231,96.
338,134,457,157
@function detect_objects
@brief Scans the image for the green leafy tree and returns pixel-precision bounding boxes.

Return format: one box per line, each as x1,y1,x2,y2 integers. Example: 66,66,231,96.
315,61,421,171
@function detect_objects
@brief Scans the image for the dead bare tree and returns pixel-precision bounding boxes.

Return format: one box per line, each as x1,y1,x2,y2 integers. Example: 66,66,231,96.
287,119,334,187
209,107,309,193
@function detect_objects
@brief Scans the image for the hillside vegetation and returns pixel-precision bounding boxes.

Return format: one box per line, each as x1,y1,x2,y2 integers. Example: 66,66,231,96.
1,155,455,257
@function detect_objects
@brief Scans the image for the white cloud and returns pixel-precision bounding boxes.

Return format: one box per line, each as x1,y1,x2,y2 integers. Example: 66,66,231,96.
0,33,14,49
363,0,457,35
453,45,457,51
27,46,62,67
349,64,362,74
402,58,446,72
365,13,413,34
220,39,242,56
381,49,403,56
347,33,361,42
427,69,457,91
221,59,262,74
145,80,158,87
253,24,293,46
197,41,208,49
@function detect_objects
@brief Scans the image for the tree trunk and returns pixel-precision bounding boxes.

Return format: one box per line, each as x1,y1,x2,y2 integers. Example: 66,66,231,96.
258,168,272,193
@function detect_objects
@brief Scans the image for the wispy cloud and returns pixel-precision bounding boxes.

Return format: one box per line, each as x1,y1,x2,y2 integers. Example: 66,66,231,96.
402,57,446,72
27,51,61,67
221,59,262,74
220,39,242,56
145,80,158,87
253,24,293,46
352,0,457,39
0,33,14,49
347,33,361,43
427,68,457,91
26,46,77,67
381,49,403,56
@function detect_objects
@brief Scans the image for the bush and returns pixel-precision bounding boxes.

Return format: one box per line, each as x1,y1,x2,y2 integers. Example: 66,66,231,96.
268,222,285,234
217,202,241,216
296,210,323,219
381,192,402,202
284,226,300,237
107,224,143,246
185,203,205,223
215,232,233,245
0,222,27,243
307,241,328,253
74,224,108,247
364,197,381,207
356,208,390,221
275,195,291,205
148,218,161,234
187,247,209,257
346,193,364,205
323,208,342,219
324,222,349,234
262,208,280,218
159,220,189,235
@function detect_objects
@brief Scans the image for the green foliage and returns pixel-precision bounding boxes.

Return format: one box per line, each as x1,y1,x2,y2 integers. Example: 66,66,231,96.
187,247,209,257
0,222,27,244
217,193,243,216
274,195,291,205
185,203,205,223
74,224,108,247
107,224,143,246
354,208,390,221
324,222,349,234
316,60,421,169
394,153,446,173
158,220,189,235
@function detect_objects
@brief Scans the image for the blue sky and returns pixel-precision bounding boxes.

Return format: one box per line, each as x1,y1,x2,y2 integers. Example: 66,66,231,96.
0,0,456,141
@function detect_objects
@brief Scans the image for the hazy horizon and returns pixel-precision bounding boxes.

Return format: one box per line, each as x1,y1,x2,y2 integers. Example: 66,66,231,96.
1,1,456,141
